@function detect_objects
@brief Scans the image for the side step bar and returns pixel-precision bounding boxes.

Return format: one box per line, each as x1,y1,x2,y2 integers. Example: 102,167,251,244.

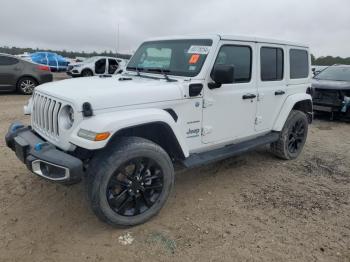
182,132,280,169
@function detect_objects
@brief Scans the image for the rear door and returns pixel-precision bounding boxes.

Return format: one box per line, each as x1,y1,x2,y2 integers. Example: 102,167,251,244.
0,56,22,90
202,41,258,144
255,44,287,131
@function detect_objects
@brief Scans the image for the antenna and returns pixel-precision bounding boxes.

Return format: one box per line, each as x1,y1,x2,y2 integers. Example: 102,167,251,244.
116,23,120,59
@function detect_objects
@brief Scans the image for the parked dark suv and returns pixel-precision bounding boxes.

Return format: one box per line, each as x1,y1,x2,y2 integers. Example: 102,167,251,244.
311,65,350,119
0,53,53,95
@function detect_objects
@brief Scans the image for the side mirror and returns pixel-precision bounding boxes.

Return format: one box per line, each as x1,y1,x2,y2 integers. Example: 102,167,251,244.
209,65,235,89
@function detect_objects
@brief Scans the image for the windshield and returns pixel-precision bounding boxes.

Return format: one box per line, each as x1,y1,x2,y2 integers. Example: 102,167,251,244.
315,66,350,81
126,39,213,77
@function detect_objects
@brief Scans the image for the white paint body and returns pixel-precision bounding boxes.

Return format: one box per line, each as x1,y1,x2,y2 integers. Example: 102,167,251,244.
28,34,312,158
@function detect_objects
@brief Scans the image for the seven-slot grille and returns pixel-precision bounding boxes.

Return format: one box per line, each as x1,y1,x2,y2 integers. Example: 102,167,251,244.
32,93,62,138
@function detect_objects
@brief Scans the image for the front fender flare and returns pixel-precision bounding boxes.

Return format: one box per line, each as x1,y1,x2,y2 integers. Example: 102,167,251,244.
273,93,312,131
69,108,189,157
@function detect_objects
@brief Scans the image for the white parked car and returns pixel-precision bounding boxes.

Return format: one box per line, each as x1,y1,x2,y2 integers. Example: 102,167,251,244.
6,34,313,227
67,56,122,77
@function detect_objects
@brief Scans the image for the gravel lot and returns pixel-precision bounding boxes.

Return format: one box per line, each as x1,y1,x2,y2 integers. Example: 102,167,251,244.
0,78,349,261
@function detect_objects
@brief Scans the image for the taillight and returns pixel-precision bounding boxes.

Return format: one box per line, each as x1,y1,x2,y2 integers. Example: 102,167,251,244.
37,65,50,71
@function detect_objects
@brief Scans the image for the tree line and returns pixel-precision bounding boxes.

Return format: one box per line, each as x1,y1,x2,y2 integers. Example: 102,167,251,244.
310,54,349,66
0,46,131,60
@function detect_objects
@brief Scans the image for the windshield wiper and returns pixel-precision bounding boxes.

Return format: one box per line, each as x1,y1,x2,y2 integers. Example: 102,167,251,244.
145,68,176,82
126,66,144,76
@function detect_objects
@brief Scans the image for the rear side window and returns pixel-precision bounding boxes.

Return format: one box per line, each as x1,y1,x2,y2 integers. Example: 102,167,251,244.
0,56,19,66
290,49,309,79
213,45,252,83
261,47,284,81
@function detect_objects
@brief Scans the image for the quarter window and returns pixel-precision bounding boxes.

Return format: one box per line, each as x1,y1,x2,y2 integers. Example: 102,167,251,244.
290,49,309,79
213,45,252,83
261,47,284,81
0,56,19,66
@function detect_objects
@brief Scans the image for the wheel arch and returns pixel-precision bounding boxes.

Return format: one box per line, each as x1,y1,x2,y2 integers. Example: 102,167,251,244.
273,93,313,131
16,75,39,87
108,121,186,160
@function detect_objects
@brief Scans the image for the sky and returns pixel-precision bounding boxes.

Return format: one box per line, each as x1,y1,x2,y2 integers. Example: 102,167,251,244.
0,0,349,57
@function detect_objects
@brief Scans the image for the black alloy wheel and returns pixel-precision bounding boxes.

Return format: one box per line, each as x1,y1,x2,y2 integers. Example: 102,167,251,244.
287,119,306,154
106,157,164,217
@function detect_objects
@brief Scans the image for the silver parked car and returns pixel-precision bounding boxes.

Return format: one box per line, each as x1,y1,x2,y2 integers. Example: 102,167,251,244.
0,53,53,95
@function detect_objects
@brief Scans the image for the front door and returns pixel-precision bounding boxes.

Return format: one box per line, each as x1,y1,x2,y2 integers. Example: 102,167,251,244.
202,41,257,144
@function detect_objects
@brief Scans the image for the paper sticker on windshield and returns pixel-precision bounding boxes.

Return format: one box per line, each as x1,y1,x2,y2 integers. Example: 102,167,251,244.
188,46,210,55
189,54,200,64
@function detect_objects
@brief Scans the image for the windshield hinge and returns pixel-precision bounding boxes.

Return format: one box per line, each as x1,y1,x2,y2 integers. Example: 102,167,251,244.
203,99,214,108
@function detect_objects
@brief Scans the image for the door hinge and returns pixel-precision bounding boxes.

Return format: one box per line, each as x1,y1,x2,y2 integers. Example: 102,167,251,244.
203,98,214,108
255,116,263,125
257,93,264,102
202,126,213,136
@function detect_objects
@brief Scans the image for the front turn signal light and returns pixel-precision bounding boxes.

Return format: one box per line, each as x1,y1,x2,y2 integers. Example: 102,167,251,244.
78,129,110,141
94,132,110,141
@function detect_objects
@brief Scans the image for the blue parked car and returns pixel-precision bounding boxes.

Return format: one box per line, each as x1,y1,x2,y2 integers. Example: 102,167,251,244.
30,52,69,72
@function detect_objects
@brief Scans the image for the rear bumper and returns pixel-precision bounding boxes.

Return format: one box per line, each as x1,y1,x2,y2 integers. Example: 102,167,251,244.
5,122,83,183
38,73,53,84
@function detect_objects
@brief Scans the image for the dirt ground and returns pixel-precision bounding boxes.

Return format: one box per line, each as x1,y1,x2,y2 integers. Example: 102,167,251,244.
0,84,349,261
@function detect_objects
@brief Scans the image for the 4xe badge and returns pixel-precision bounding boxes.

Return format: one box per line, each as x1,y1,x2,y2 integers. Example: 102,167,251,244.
186,128,200,138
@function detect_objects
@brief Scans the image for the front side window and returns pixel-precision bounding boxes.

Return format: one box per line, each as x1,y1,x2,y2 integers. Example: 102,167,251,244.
261,47,284,81
290,49,309,79
212,45,252,83
127,39,213,77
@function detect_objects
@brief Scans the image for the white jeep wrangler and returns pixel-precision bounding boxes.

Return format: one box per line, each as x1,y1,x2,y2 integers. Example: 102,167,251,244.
6,35,313,226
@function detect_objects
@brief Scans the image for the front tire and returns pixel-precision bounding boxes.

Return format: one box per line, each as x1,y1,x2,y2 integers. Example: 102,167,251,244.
87,137,174,227
81,69,93,77
271,110,308,160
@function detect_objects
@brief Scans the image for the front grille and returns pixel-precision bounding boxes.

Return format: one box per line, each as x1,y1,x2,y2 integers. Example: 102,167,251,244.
67,65,74,71
313,89,342,106
32,93,62,138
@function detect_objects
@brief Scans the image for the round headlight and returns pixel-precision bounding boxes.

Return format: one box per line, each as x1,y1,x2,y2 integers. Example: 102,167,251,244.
59,105,74,129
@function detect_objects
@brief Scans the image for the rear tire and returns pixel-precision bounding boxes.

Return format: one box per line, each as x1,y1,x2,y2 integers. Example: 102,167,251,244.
87,137,174,227
17,77,38,95
270,110,308,160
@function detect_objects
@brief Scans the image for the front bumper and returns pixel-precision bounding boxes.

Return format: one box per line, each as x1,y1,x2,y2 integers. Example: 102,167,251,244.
66,70,80,76
5,122,83,183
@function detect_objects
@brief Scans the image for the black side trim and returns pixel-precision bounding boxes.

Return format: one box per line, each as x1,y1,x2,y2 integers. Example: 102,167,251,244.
182,132,280,168
164,109,178,122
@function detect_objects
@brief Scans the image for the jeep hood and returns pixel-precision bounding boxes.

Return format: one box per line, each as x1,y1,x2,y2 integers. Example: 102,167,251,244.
35,75,184,111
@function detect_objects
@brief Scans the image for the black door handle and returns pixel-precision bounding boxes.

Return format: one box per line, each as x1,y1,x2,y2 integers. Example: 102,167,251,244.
242,94,257,100
275,90,285,96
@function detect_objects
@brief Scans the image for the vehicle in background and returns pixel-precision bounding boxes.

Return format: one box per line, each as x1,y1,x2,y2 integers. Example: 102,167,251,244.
311,64,350,119
311,65,328,76
66,56,122,77
30,52,69,72
0,53,52,95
